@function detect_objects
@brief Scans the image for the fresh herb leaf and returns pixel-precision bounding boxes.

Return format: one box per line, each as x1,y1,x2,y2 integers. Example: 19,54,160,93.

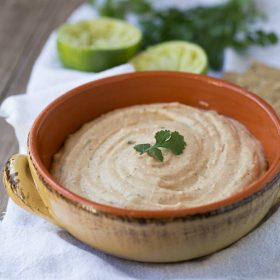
154,130,172,145
134,143,151,154
133,130,186,161
147,147,164,162
161,131,186,155
93,0,152,19
89,0,278,70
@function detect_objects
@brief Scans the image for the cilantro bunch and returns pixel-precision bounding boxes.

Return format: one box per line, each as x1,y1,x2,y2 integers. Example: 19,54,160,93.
88,0,278,70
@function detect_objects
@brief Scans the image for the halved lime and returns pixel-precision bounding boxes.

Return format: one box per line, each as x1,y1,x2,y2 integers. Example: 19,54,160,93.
57,18,142,72
131,41,208,74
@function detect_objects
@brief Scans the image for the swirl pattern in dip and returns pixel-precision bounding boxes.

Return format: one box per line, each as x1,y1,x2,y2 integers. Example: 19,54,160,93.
51,103,267,209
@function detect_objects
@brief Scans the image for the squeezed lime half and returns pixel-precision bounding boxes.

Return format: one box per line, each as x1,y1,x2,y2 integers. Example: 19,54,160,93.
131,41,208,74
57,18,142,72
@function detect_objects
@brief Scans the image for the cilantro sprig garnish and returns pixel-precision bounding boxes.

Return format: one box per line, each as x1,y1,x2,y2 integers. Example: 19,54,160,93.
134,130,186,162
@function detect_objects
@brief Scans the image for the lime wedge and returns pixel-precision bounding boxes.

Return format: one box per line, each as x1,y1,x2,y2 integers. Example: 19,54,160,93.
57,18,142,72
131,41,208,74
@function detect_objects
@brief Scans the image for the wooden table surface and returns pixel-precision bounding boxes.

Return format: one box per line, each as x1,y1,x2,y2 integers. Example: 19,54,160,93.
0,0,84,218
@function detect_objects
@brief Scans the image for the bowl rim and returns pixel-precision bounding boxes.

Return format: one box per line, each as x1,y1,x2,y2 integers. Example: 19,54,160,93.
28,71,280,218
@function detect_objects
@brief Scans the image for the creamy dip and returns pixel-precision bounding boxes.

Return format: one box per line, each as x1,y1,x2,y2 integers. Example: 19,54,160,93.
51,103,267,209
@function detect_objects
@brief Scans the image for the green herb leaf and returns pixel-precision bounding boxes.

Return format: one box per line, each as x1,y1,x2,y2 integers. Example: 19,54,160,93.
133,130,186,161
155,130,171,145
161,131,186,155
147,147,164,162
134,143,151,154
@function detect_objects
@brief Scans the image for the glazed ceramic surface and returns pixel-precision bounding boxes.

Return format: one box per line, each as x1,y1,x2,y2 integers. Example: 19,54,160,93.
3,72,280,262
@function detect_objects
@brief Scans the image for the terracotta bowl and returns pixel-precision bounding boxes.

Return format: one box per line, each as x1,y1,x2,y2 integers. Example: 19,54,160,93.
3,72,280,262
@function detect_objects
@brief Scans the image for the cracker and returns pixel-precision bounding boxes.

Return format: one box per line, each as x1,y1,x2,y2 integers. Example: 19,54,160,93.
223,61,280,114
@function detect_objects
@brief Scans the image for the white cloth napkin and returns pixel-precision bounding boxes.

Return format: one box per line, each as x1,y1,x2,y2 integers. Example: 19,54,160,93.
1,1,280,279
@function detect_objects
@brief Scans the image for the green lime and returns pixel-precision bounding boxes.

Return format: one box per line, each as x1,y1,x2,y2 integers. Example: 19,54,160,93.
57,18,142,72
131,41,208,74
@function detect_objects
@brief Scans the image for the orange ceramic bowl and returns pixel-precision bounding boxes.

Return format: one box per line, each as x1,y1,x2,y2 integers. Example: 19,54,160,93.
3,72,280,262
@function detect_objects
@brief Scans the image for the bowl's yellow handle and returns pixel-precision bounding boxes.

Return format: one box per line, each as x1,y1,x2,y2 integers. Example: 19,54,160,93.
2,154,55,224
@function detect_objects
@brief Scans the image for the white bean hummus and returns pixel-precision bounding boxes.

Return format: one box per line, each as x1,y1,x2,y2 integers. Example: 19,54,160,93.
51,103,267,209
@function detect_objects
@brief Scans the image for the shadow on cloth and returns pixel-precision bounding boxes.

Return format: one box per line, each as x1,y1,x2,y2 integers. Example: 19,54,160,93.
56,200,280,279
